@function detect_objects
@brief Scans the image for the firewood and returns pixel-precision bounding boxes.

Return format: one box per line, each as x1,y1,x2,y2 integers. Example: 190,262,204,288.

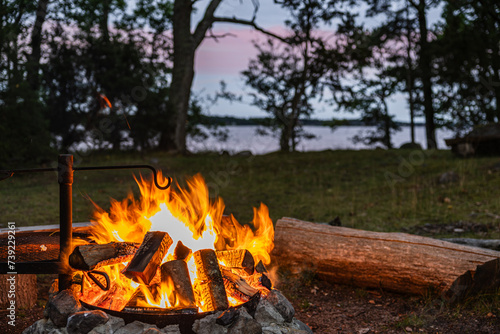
216,249,254,275
161,260,196,308
193,249,228,312
95,284,129,311
272,217,500,300
69,242,139,271
123,231,173,285
255,260,267,274
173,240,192,261
221,268,258,297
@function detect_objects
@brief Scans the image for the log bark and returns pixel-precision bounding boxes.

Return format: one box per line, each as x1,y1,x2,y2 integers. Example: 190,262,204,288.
272,217,500,299
0,274,37,309
69,242,139,271
123,232,173,285
161,260,196,308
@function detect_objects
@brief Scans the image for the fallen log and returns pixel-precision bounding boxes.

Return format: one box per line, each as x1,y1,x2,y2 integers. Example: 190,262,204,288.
272,217,500,300
123,231,173,285
69,242,139,271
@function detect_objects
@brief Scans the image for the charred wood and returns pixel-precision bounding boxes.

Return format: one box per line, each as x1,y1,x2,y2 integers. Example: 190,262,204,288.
161,260,196,308
221,268,258,298
123,231,173,285
193,249,228,312
173,240,192,261
216,249,254,275
69,242,139,271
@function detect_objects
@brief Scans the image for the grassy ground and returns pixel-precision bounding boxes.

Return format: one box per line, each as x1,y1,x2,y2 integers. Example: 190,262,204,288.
1,149,500,238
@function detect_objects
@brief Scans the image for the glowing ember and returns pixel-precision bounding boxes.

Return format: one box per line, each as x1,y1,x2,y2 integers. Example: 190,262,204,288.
79,173,274,312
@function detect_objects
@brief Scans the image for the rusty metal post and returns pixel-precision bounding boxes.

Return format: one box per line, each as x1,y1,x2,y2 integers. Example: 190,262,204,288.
58,154,73,290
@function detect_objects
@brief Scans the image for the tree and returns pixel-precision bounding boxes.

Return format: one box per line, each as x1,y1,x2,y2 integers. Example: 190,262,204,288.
42,0,173,151
0,0,53,167
434,0,500,133
157,0,288,153
365,0,441,149
242,0,356,152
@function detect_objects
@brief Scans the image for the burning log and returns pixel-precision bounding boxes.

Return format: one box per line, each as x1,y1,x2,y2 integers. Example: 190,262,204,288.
94,284,130,311
272,217,500,300
123,231,173,285
173,240,192,261
193,249,228,312
216,249,255,275
161,260,196,308
69,242,139,271
221,268,258,303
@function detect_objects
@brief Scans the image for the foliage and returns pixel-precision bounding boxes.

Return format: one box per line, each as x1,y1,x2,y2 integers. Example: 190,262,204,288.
434,0,500,134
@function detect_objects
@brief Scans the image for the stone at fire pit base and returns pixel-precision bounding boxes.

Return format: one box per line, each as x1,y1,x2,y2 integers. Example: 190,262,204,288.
88,315,125,334
67,311,109,334
46,290,83,327
23,288,311,334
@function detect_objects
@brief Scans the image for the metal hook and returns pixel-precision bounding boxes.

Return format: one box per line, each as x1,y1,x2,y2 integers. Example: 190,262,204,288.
74,165,172,191
85,270,111,291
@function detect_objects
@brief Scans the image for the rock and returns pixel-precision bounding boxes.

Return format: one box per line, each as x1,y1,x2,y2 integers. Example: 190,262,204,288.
48,330,68,334
327,216,341,226
456,143,475,157
22,318,55,334
399,142,423,150
161,324,181,334
45,290,82,327
144,329,162,334
216,307,240,326
292,319,313,334
235,150,253,157
88,315,125,334
192,312,227,334
265,290,295,323
254,298,284,325
114,321,159,334
261,325,309,334
438,171,459,184
67,311,109,334
227,308,262,334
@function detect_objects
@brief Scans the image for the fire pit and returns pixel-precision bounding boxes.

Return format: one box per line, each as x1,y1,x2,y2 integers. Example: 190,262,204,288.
1,155,311,334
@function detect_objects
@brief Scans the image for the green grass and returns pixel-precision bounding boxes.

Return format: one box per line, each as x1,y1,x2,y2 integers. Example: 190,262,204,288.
1,149,500,238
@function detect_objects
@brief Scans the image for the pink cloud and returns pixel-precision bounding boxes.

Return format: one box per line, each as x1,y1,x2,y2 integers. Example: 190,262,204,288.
195,26,288,75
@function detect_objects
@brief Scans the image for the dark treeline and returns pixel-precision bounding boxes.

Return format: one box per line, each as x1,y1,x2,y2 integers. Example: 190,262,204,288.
0,0,499,165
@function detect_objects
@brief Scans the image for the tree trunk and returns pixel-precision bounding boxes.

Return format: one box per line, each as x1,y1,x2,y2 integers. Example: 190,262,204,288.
0,274,37,309
271,217,500,299
27,0,48,91
416,1,437,149
164,0,196,154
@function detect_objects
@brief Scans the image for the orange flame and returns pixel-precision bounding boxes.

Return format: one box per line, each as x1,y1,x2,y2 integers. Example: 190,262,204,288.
83,173,274,311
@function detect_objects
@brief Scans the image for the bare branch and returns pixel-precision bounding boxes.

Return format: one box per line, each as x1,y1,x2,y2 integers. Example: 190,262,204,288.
206,27,237,42
213,16,288,43
193,0,224,48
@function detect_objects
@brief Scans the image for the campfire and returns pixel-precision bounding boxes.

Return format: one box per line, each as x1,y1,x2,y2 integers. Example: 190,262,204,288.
70,173,275,315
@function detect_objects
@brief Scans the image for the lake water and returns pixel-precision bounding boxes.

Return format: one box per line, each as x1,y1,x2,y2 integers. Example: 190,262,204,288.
187,125,455,155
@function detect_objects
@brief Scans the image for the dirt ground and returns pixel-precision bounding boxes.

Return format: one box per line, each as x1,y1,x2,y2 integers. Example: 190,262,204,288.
1,274,499,334
278,277,500,334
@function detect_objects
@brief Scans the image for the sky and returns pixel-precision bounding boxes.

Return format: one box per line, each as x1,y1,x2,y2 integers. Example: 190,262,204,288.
169,1,443,122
